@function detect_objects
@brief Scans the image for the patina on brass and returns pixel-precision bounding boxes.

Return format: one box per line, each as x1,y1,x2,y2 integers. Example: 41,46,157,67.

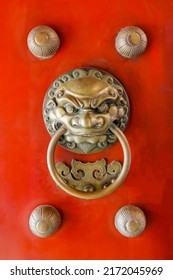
43,68,129,154
47,123,131,199
56,158,122,192
29,205,61,238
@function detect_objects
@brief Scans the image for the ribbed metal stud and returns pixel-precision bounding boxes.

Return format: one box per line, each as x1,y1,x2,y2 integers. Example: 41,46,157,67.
27,25,60,59
29,205,61,238
115,26,147,58
114,205,146,237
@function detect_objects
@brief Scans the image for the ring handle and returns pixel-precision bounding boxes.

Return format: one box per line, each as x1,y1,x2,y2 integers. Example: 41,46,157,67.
47,124,131,199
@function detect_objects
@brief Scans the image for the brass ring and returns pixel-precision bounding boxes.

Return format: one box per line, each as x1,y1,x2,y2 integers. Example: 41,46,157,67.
47,124,131,199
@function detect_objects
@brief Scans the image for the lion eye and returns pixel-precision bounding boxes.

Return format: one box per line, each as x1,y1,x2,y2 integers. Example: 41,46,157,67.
65,104,76,114
98,103,109,113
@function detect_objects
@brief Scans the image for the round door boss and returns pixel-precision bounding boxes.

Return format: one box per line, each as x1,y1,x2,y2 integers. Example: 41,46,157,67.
114,205,146,237
43,68,131,199
115,26,147,59
27,25,60,59
29,205,61,238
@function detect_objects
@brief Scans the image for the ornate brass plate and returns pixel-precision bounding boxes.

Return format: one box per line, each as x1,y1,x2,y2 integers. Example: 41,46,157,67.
43,68,130,154
55,158,122,192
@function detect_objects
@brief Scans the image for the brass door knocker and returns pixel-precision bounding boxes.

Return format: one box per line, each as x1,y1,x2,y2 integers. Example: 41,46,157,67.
43,68,131,199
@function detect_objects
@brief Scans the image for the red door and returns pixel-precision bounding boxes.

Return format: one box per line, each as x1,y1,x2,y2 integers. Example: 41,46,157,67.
0,0,173,259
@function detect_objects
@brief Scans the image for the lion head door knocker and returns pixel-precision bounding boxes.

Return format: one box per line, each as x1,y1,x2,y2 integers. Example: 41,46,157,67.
43,68,131,199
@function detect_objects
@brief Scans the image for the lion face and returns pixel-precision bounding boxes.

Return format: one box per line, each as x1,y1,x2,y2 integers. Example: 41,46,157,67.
43,68,129,153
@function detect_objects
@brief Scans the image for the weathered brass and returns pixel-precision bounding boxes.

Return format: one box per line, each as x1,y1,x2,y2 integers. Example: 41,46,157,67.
27,25,60,59
56,158,122,192
29,205,61,238
115,26,147,58
43,68,129,154
114,205,146,237
47,124,131,199
43,68,131,199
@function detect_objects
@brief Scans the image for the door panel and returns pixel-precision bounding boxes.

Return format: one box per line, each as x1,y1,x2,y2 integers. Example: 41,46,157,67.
0,0,173,259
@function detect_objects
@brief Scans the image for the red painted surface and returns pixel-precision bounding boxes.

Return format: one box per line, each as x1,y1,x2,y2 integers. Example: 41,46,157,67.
0,0,173,260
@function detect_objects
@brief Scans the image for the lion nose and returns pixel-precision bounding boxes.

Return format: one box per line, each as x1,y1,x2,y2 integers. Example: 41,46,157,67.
79,110,93,128
71,110,104,128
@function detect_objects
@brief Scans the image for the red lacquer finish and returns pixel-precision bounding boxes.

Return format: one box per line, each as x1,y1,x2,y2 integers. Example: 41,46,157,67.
0,0,173,259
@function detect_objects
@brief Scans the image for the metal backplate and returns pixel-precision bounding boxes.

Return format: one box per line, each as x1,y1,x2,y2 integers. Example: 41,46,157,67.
55,158,122,193
43,68,130,154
